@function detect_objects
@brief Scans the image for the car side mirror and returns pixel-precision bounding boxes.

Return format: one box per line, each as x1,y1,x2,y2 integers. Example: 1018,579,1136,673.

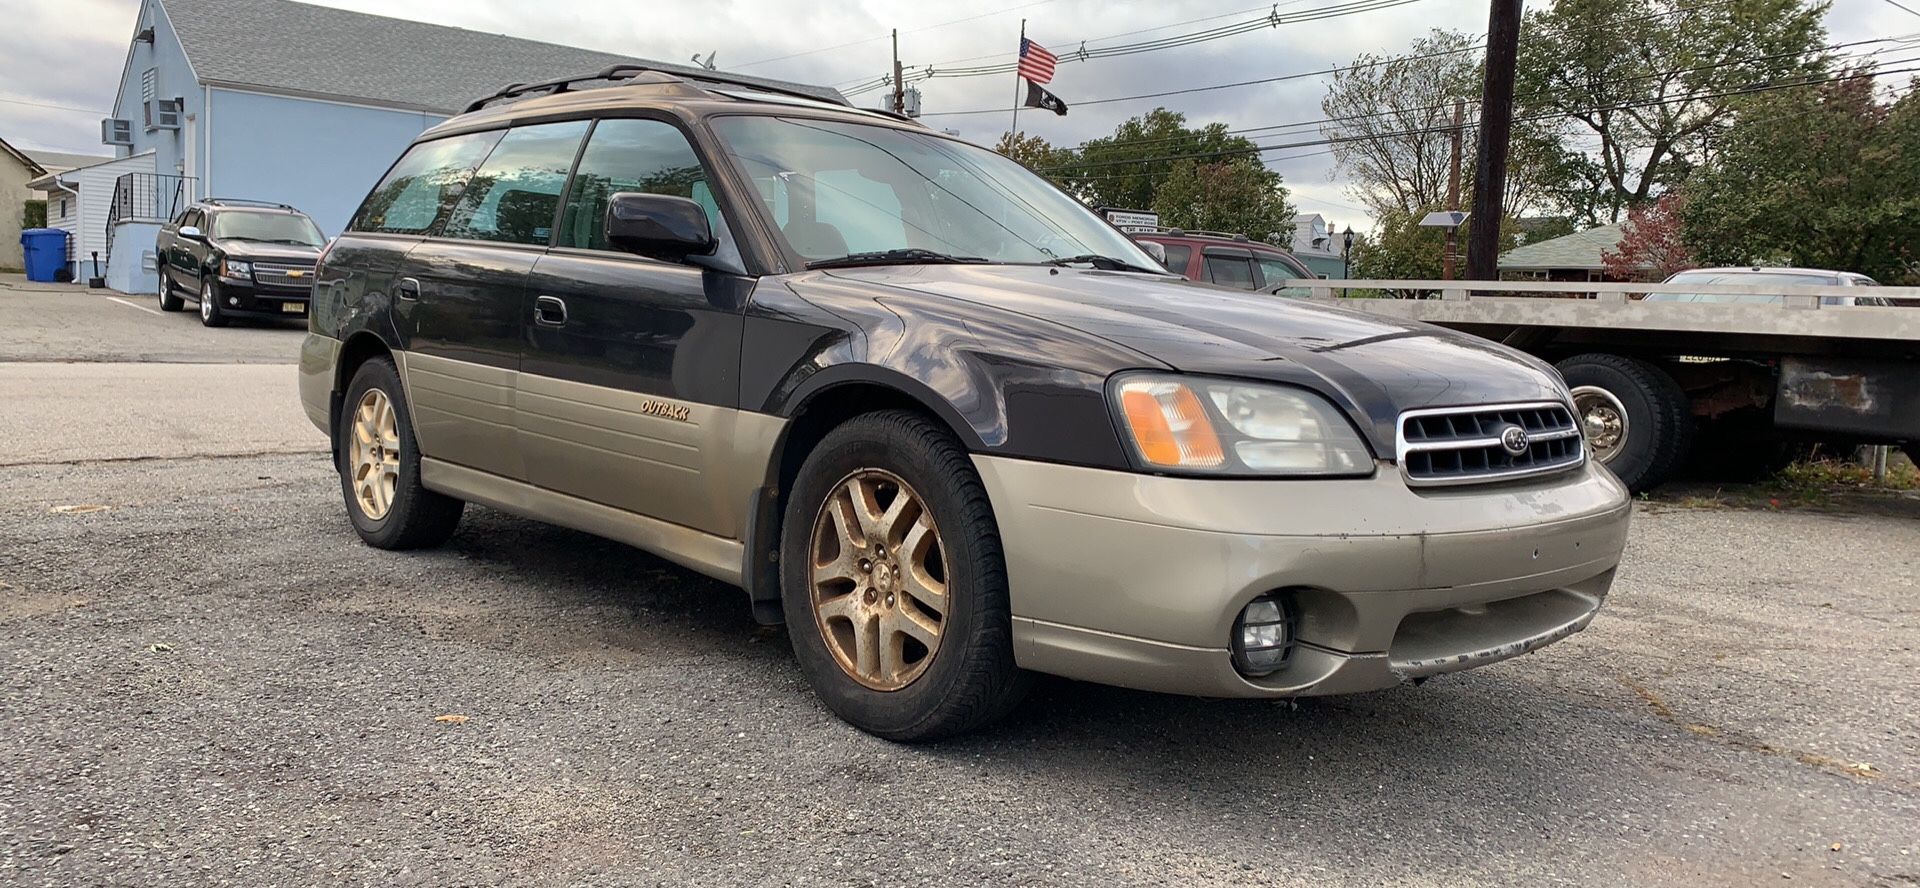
1137,240,1167,267
178,226,205,241
605,193,715,261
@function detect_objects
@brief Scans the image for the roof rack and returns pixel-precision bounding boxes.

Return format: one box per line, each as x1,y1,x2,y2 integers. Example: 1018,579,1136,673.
200,198,299,211
1133,226,1252,242
463,64,850,114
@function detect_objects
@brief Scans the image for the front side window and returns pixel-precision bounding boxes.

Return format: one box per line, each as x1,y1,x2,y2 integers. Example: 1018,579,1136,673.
710,115,1160,268
211,211,326,246
350,130,504,235
557,118,718,252
1257,255,1308,285
1161,243,1193,276
442,121,589,246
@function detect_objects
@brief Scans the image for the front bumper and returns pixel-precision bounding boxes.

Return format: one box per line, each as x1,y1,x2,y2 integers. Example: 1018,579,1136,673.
973,456,1631,698
207,278,312,317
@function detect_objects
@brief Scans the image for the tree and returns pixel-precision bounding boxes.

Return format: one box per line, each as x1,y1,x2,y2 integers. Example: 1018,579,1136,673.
1059,108,1278,211
1353,206,1522,282
1150,160,1296,244
1603,192,1694,280
1517,0,1830,224
994,131,1078,191
1681,70,1920,283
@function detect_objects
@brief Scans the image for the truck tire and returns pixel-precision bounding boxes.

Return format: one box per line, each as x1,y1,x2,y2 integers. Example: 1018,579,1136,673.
1558,353,1693,493
780,410,1030,742
158,279,184,312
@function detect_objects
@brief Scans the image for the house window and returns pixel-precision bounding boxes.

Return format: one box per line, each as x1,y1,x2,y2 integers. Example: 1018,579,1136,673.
59,199,68,217
142,68,156,102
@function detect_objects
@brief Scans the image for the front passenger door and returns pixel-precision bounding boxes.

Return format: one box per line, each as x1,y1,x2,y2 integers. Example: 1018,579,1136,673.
517,117,755,537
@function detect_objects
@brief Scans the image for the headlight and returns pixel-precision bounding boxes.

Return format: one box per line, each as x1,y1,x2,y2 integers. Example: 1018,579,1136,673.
222,258,253,278
1111,373,1374,476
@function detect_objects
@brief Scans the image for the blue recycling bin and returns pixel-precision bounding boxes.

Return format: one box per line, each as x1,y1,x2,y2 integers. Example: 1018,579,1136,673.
20,228,70,282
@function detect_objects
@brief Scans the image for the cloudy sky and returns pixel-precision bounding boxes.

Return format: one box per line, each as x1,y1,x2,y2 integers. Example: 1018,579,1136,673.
1,0,1911,230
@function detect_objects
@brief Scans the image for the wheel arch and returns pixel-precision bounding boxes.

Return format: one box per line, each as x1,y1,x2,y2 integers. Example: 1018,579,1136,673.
328,332,398,454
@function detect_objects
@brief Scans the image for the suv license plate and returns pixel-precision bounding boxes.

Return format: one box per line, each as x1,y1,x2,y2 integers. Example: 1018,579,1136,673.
281,303,305,314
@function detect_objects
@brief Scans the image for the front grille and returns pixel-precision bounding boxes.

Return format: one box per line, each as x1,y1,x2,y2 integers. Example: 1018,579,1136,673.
253,262,316,290
1397,402,1584,486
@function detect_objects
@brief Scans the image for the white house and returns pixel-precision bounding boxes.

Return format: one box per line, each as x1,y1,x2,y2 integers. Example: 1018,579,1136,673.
28,152,160,288
1290,213,1348,279
75,0,841,293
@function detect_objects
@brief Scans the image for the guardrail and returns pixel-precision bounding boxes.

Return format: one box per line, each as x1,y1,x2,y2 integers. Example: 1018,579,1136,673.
1280,278,1920,306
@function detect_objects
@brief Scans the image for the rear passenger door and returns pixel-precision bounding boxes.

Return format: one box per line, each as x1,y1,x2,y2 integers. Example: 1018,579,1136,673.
517,116,754,536
397,121,588,483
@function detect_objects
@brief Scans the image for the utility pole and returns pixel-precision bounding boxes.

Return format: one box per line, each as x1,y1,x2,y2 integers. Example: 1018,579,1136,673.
891,29,905,115
1444,98,1464,281
1465,0,1521,280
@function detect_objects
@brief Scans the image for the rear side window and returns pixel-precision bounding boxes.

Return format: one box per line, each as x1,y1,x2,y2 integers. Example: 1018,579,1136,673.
350,130,504,235
557,118,713,252
1206,255,1257,289
442,121,589,246
1161,243,1192,275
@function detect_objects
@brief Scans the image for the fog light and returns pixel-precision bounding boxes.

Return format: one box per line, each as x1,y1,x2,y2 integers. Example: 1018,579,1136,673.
1231,596,1293,677
228,297,239,306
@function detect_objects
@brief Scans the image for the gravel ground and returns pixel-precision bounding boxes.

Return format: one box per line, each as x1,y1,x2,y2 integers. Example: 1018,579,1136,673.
1,454,1916,887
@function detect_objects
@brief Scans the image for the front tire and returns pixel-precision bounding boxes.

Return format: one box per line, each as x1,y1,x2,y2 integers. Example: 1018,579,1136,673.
199,279,228,327
1558,353,1693,493
780,410,1029,742
337,357,463,550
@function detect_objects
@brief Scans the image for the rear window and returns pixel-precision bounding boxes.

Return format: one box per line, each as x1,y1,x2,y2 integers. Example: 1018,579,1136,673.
349,131,504,235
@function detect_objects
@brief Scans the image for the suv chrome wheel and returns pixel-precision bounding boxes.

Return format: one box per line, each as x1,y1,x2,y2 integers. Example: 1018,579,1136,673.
349,388,401,520
1572,385,1629,463
808,469,948,691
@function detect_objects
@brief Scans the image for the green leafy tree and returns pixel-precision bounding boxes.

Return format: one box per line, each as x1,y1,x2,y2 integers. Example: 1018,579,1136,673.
1149,160,1296,244
1682,71,1920,283
1057,108,1279,212
1353,206,1522,283
994,131,1079,191
1518,0,1830,223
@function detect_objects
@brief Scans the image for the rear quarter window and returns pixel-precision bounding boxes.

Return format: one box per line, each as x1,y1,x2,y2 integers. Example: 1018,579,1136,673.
349,131,505,235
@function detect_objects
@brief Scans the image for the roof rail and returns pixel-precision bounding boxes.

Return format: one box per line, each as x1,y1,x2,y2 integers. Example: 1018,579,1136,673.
200,197,299,211
463,64,850,114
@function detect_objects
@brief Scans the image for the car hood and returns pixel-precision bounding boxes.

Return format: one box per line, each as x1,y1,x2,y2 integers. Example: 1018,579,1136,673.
212,240,322,262
822,264,1568,452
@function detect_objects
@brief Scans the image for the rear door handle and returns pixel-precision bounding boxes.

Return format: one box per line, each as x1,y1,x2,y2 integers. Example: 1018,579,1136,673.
395,277,421,300
534,295,568,326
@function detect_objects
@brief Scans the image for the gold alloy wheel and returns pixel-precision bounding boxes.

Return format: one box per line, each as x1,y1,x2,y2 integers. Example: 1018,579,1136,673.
809,469,949,691
1571,385,1629,463
349,388,402,520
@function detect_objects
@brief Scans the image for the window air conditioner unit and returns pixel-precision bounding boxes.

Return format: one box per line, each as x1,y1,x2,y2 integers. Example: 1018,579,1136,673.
102,118,135,146
146,98,182,131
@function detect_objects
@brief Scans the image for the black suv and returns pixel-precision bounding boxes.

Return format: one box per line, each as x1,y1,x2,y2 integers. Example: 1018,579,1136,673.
300,65,1630,740
156,199,327,326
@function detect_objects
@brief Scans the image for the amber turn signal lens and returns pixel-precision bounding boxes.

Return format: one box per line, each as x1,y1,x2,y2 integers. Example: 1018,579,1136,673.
1118,381,1224,468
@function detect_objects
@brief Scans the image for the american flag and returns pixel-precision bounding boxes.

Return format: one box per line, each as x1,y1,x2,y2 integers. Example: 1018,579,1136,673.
1018,38,1058,84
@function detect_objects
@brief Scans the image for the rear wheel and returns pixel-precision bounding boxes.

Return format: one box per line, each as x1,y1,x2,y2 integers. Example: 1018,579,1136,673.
1558,353,1693,493
158,278,184,312
199,279,228,327
780,410,1029,741
337,357,463,549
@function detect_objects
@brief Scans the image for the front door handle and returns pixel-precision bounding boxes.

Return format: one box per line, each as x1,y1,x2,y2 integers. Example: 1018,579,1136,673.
534,295,568,326
395,277,421,301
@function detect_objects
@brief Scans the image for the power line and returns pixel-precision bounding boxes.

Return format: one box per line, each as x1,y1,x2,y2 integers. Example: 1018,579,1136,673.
736,0,1061,70
0,95,111,115
1884,0,1920,18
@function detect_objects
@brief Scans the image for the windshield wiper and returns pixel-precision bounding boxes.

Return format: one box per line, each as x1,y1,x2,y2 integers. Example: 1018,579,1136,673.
806,248,990,270
1043,254,1157,273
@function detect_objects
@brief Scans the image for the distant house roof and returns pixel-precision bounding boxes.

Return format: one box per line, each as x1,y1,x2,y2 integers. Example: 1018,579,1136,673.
0,137,46,176
23,149,111,174
1499,223,1629,272
158,0,847,115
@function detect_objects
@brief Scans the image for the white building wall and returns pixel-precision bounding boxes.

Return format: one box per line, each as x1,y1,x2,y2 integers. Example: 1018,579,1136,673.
44,152,156,280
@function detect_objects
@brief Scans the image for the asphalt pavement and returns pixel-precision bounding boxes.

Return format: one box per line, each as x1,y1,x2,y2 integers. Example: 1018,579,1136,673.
1,275,1916,886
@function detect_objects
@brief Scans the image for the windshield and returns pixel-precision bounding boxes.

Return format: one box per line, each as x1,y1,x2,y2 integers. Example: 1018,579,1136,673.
709,116,1161,270
212,211,326,247
1648,270,1836,303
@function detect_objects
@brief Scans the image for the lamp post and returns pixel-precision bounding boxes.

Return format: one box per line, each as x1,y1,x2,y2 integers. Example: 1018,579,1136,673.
1342,227,1355,279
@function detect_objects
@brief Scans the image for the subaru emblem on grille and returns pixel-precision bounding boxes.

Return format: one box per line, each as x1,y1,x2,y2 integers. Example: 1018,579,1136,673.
1499,424,1530,456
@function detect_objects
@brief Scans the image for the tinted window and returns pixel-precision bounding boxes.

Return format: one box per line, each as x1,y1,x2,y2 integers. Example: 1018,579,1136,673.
350,130,504,235
442,121,589,246
1162,243,1192,275
1257,254,1308,284
1206,255,1257,289
558,118,713,252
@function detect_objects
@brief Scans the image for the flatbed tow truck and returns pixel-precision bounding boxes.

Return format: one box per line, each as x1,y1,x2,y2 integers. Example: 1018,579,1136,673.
1289,278,1920,491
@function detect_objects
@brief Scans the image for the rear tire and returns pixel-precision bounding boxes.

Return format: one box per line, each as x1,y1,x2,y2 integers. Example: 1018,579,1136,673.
158,279,184,312
1558,353,1693,493
780,410,1030,742
337,357,463,550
